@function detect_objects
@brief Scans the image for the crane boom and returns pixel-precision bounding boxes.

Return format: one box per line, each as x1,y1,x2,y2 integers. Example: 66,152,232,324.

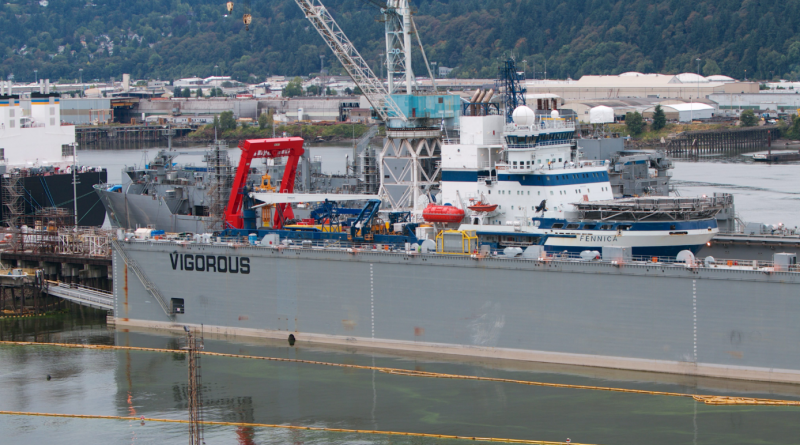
293,0,407,122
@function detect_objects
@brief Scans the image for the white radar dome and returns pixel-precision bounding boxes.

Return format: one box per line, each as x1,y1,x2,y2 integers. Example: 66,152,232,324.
511,106,535,126
551,109,560,119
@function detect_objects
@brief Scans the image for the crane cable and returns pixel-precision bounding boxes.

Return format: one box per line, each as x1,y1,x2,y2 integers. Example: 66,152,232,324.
1,341,799,406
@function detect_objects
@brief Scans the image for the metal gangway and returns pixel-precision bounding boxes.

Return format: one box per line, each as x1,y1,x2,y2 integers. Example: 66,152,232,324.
44,280,113,311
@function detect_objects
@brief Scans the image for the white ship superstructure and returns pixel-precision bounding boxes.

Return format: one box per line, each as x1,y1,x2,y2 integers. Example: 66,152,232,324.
0,87,76,169
441,109,613,226
439,104,719,256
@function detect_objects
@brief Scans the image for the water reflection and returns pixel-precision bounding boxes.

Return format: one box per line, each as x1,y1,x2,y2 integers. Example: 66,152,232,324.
1,316,799,445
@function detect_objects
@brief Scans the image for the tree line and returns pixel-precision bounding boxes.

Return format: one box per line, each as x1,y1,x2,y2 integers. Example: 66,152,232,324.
3,0,800,84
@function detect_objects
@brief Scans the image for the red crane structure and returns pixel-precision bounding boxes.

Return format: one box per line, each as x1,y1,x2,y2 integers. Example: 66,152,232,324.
224,137,305,230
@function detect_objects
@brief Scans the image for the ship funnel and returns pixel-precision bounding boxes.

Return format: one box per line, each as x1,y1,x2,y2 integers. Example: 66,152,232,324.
470,89,482,103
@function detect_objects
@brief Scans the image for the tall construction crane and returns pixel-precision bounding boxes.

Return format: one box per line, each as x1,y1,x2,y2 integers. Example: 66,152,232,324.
293,0,407,124
294,0,459,211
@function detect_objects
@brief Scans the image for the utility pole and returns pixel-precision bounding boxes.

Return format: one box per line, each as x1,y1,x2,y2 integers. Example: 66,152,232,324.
320,54,326,97
71,143,78,229
695,58,701,123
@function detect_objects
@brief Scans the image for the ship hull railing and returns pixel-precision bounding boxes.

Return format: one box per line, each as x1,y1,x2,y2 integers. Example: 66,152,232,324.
121,238,795,273
505,139,577,150
505,118,576,133
495,159,606,172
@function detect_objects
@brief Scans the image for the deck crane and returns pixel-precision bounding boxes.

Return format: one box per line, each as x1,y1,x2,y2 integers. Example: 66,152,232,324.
223,137,305,230
293,0,460,211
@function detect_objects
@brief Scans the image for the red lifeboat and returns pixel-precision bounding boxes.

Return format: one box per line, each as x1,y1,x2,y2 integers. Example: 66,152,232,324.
422,204,465,223
467,202,498,213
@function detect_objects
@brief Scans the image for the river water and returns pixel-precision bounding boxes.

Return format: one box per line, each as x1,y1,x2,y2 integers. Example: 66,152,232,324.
2,145,799,444
2,312,800,445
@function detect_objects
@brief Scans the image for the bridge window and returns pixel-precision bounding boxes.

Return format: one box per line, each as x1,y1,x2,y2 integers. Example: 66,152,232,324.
600,224,613,230
583,224,596,230
552,223,564,229
566,224,579,229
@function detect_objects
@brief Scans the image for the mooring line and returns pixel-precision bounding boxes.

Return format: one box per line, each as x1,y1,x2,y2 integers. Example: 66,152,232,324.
2,341,798,406
0,410,586,444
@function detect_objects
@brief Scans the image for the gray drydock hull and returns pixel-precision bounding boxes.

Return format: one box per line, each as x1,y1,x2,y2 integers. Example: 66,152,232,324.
114,241,800,383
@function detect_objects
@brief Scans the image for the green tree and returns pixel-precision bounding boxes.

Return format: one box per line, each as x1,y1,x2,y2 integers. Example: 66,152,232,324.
305,84,321,96
740,110,757,127
173,87,181,97
625,111,644,135
219,111,237,132
182,87,191,98
783,115,800,139
258,111,268,130
702,60,721,76
282,77,304,98
651,105,666,131
352,86,363,95
195,88,203,98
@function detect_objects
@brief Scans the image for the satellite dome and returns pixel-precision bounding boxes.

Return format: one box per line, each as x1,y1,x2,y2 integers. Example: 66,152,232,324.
511,106,535,126
551,109,560,119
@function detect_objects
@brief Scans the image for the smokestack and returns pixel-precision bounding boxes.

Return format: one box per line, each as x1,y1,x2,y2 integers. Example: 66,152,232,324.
45,79,50,94
470,89,482,103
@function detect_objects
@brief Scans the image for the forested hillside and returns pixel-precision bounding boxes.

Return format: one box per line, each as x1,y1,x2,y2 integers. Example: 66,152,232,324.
2,0,800,84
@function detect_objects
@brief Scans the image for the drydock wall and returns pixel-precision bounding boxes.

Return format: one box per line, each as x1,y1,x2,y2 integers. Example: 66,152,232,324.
114,243,800,383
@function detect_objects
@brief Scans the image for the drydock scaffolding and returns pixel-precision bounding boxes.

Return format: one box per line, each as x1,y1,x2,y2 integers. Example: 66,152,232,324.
205,141,234,231
2,172,24,228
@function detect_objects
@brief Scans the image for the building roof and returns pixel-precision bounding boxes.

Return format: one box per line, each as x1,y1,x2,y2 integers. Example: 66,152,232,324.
664,103,715,112
706,75,736,82
572,73,734,88
673,73,709,84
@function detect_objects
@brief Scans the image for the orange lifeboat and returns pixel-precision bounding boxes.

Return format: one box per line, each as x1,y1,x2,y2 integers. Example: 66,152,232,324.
467,202,498,212
422,204,465,223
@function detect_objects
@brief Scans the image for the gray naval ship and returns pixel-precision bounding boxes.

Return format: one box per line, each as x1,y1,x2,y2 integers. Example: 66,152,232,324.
113,232,800,384
95,140,376,233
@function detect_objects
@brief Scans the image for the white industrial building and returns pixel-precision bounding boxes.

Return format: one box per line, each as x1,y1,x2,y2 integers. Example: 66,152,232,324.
528,72,758,100
643,103,715,122
709,93,800,115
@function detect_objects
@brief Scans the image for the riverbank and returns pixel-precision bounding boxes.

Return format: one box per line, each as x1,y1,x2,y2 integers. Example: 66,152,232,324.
186,122,375,143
